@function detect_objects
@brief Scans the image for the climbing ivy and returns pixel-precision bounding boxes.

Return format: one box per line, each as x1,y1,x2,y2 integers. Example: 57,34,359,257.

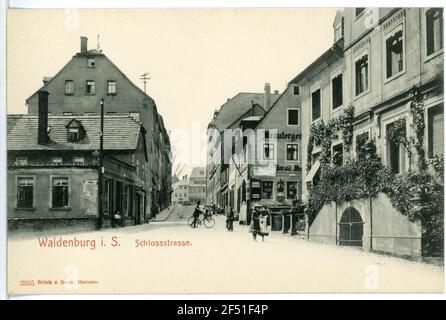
305,92,444,257
306,104,354,170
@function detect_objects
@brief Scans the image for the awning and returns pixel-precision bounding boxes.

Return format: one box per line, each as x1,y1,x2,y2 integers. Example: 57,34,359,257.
304,160,321,183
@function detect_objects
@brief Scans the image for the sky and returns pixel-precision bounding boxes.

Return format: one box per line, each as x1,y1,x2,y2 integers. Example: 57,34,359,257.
7,8,338,176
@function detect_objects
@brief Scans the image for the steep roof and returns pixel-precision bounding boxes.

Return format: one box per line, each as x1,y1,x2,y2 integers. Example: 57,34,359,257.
190,167,206,179
7,114,143,151
211,92,280,131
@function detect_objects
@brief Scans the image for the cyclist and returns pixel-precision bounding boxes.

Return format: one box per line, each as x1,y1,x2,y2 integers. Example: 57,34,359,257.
192,200,201,228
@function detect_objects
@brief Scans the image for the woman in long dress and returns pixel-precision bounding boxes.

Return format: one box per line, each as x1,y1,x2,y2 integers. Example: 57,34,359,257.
258,209,269,241
250,206,261,241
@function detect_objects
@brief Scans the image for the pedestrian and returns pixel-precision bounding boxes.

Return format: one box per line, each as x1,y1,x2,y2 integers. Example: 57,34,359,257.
192,200,201,228
258,207,270,241
250,205,262,241
226,207,234,231
112,210,121,228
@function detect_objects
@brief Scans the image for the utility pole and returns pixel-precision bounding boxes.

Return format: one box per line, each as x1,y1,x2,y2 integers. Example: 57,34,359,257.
97,98,105,230
140,72,151,94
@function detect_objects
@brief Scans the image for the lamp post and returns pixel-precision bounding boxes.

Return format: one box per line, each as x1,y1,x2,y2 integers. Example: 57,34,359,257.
97,98,105,230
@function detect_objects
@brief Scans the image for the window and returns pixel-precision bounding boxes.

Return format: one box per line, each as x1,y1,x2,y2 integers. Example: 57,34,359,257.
17,177,33,209
386,29,404,78
86,80,95,94
332,143,343,166
356,132,370,161
73,157,84,165
52,177,69,208
65,80,74,94
262,181,273,199
356,8,365,17
286,144,298,161
263,143,275,160
51,157,63,165
311,88,321,121
386,120,406,174
334,21,344,41
288,109,299,125
87,58,95,67
15,157,28,166
68,128,80,142
332,73,343,109
107,81,117,95
426,8,443,56
286,181,297,199
293,85,300,95
355,55,369,96
428,104,444,158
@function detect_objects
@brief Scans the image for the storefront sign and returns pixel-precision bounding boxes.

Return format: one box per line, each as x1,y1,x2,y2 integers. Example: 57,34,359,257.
269,132,301,141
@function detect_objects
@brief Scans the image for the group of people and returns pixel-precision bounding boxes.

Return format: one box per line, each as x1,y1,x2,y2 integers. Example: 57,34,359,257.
200,201,269,241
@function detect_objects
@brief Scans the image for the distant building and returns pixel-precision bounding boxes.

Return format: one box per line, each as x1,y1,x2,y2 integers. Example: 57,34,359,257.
189,167,206,204
7,92,148,230
206,86,280,210
172,176,190,205
25,36,172,219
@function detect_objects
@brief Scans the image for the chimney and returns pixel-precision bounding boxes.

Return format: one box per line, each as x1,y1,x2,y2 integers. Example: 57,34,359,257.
80,36,88,53
37,91,49,144
274,90,279,95
264,83,271,110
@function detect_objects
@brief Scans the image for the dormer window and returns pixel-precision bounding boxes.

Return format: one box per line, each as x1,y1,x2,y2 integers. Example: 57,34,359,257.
68,128,80,142
87,58,95,67
66,119,85,143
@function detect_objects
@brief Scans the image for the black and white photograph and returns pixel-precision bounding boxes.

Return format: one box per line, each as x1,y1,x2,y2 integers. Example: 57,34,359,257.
1,1,445,299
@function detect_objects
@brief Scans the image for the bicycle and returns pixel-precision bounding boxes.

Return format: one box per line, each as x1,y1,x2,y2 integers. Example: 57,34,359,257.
188,208,215,228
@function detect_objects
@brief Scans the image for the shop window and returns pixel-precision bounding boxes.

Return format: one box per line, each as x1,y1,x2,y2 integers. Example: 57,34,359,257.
52,177,69,208
286,181,298,199
17,177,33,209
262,181,273,199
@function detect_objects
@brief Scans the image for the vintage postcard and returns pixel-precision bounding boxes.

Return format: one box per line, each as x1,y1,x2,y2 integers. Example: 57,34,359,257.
4,6,445,295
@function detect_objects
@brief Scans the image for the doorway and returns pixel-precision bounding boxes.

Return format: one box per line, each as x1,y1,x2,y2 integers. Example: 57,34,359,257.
338,207,364,247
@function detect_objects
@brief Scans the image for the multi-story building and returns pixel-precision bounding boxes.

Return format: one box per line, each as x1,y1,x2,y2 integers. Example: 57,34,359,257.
172,176,190,205
188,167,206,205
25,36,172,219
7,91,148,230
206,85,280,210
295,8,443,257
